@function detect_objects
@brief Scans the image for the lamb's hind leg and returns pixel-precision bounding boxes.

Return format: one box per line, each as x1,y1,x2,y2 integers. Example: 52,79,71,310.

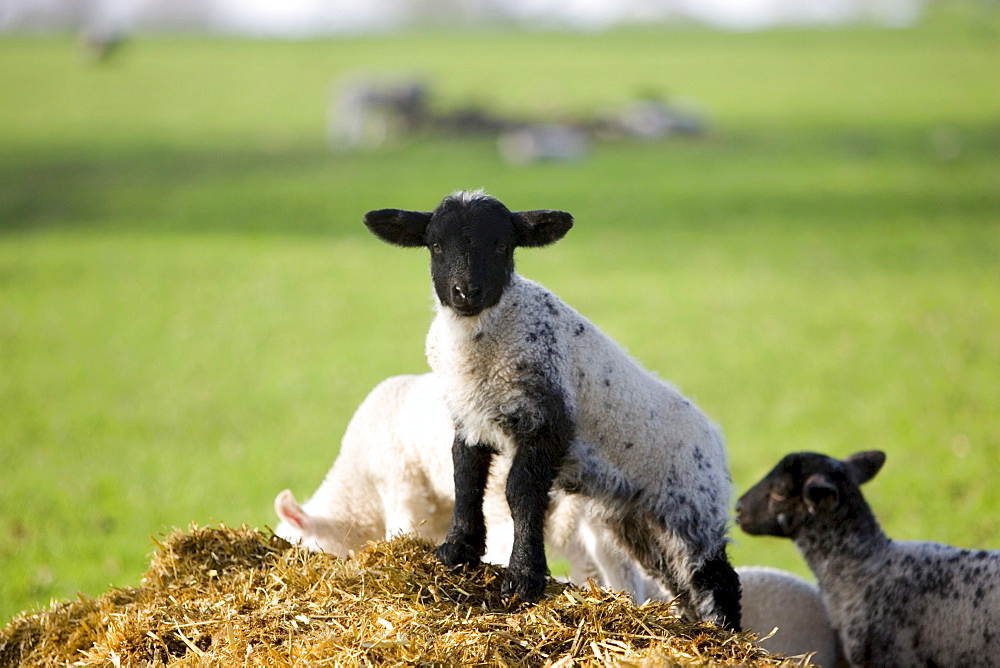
689,543,741,632
614,508,741,631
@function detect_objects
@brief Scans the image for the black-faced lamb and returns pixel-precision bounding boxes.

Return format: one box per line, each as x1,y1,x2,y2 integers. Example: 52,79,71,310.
363,190,740,629
736,450,1000,667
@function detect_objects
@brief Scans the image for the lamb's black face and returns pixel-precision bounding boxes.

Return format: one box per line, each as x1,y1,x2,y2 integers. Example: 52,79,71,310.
425,195,516,316
735,450,886,538
363,191,574,318
736,452,835,538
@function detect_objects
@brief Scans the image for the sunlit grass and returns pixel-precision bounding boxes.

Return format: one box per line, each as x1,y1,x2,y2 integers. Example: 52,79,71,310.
1,6,998,621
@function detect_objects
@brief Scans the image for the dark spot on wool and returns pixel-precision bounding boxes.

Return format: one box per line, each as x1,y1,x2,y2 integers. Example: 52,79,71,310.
625,442,634,449
573,323,586,336
603,378,611,387
473,331,484,341
524,320,559,350
863,625,899,665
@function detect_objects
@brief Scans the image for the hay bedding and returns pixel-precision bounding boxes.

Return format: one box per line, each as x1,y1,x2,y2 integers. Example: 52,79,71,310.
0,524,810,666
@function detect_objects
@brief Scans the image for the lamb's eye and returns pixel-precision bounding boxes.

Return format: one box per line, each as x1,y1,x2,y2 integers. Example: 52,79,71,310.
431,243,443,254
496,242,508,254
769,489,788,502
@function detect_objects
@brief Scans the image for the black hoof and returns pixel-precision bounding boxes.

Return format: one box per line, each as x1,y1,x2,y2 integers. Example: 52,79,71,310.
500,569,547,604
436,541,482,571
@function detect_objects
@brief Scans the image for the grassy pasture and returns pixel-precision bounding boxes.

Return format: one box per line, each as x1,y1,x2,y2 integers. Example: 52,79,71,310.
1,5,999,624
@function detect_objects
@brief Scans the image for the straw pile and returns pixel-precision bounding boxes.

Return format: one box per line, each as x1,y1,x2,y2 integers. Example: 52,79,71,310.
0,524,812,666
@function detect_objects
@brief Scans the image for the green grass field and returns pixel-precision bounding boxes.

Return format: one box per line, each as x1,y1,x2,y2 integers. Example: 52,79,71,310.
2,4,999,624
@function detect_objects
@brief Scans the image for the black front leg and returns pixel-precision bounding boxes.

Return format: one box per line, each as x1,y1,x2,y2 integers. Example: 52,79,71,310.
502,420,569,604
436,433,493,571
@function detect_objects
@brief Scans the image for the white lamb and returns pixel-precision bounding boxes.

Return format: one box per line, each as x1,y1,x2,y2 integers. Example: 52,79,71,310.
274,373,508,562
735,566,840,667
364,190,740,628
737,450,1000,667
274,372,616,582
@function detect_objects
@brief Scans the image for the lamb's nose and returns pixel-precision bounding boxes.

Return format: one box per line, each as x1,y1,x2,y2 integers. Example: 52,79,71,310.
452,283,480,305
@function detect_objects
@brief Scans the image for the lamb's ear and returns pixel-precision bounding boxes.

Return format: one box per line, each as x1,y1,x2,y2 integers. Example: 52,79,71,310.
364,209,432,248
511,209,574,248
274,489,313,534
844,450,886,486
803,474,839,513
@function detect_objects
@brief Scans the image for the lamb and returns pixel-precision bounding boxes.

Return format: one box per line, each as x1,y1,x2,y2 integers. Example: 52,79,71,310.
273,372,617,584
363,190,740,629
273,373,511,563
736,450,1000,667
273,371,826,655
735,566,840,667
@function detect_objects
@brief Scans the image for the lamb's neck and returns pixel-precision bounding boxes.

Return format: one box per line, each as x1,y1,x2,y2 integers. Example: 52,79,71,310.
432,274,526,338
794,504,891,585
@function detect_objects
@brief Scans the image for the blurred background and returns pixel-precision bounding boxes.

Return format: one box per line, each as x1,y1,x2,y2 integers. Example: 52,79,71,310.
1,0,998,624
2,0,927,35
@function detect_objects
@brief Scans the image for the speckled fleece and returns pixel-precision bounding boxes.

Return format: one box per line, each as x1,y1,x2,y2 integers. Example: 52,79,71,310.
800,513,1000,667
741,452,1000,667
426,272,733,618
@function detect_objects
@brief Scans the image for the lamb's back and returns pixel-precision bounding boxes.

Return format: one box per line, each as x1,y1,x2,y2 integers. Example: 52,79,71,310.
822,539,1000,666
